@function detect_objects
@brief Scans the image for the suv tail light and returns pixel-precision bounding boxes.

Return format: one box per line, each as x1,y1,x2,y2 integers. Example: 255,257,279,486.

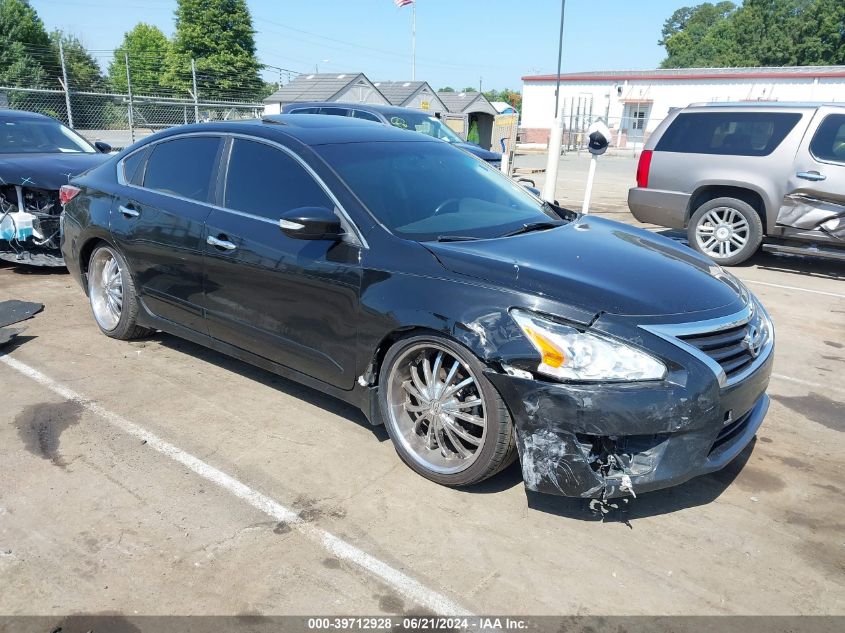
59,185,81,205
636,150,653,188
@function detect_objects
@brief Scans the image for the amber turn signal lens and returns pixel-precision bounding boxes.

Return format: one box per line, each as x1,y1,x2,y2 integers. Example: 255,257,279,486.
523,326,565,368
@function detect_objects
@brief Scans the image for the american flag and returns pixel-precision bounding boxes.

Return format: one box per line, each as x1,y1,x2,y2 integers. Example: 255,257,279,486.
394,0,414,7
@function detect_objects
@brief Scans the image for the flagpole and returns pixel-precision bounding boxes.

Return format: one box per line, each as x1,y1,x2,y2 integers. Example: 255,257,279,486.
412,1,416,80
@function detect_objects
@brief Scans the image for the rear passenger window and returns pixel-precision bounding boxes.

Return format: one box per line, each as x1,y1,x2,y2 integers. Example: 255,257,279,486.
143,137,220,202
224,139,333,219
809,114,845,163
122,148,146,185
656,112,801,156
319,107,350,117
353,110,381,122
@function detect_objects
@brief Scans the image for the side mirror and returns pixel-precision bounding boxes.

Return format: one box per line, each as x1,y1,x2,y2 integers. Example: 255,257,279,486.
279,206,344,241
94,140,112,154
517,177,536,188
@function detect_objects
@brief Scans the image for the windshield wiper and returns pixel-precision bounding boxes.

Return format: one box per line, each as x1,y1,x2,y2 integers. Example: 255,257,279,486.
435,235,480,242
498,220,565,238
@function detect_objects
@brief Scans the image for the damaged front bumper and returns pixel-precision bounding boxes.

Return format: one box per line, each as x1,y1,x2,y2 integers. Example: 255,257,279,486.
486,348,773,498
0,184,65,266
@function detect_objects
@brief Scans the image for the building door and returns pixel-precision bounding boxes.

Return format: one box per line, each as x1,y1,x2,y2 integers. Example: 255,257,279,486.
623,103,651,143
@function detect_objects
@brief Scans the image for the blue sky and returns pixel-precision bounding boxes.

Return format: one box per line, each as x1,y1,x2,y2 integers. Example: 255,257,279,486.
30,0,684,89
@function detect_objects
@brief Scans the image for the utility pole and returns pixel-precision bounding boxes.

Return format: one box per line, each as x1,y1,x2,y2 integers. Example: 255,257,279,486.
58,40,74,128
191,58,199,123
553,0,566,117
411,1,416,81
542,0,567,202
125,53,135,144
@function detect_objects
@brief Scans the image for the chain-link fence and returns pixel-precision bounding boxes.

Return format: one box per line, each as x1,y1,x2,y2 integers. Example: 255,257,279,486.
518,95,655,155
554,95,653,155
1,44,285,149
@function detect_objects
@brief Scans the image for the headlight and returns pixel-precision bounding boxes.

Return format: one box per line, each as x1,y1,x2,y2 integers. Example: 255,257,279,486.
510,310,667,382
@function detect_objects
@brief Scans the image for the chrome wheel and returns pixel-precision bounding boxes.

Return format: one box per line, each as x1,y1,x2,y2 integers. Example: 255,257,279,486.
694,206,750,259
89,248,123,331
386,343,487,475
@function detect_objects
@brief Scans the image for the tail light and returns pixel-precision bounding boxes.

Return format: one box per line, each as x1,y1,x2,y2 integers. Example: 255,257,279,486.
59,185,81,205
636,150,653,188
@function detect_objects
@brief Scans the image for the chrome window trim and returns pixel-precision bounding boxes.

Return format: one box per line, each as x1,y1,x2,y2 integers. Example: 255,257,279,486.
640,301,774,388
114,130,368,249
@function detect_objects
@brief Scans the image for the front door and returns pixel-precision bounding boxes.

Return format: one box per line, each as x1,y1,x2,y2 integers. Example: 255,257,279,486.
111,135,222,332
777,107,845,242
623,103,650,144
203,137,362,389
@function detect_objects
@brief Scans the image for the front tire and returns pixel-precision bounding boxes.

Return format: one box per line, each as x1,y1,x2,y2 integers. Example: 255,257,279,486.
688,197,763,266
88,244,152,340
378,334,516,487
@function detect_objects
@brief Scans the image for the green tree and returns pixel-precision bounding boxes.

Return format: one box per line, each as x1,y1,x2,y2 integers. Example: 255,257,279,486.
0,0,56,88
438,86,455,92
108,23,171,94
164,0,262,101
49,30,107,128
50,30,103,91
794,0,845,64
660,2,739,68
660,0,845,68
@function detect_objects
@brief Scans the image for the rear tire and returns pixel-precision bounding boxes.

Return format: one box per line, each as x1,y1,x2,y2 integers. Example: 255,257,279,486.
688,197,763,266
378,334,517,487
88,244,153,340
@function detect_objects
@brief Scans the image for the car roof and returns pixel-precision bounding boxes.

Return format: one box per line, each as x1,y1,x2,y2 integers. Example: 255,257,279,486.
136,114,438,148
686,102,845,111
0,109,57,122
283,101,435,118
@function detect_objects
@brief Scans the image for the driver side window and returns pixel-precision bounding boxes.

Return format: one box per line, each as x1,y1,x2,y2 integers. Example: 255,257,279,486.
224,139,335,219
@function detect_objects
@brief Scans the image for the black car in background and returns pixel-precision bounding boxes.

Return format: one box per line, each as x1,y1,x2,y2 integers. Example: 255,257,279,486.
280,101,503,169
61,115,774,500
0,109,111,266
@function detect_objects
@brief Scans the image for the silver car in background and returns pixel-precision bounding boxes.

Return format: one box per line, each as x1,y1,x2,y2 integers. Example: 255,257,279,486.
628,103,845,265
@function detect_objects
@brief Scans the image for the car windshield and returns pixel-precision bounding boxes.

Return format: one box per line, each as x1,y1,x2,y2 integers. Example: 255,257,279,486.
0,118,96,154
385,112,464,144
316,141,557,241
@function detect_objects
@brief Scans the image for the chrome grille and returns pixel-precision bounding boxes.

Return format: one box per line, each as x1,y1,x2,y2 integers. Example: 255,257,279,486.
678,321,757,380
640,301,772,388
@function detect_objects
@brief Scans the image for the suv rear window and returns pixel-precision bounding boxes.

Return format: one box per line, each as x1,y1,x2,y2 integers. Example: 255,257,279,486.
656,112,801,156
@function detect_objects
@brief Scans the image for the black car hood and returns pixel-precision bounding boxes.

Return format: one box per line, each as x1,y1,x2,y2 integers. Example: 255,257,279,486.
423,217,746,317
453,142,501,161
0,153,109,190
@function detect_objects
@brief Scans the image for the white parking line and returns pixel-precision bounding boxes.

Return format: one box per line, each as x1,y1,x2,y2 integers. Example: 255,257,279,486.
771,373,845,395
0,354,471,617
744,280,845,299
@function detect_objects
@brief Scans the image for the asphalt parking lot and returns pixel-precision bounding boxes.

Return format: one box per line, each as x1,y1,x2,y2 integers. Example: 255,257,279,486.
1,155,843,618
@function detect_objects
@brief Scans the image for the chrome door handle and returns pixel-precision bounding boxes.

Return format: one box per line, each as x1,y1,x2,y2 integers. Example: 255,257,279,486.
207,235,237,250
797,171,826,181
119,205,140,218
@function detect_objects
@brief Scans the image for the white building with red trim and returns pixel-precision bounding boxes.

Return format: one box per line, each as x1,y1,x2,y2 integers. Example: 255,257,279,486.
520,66,845,147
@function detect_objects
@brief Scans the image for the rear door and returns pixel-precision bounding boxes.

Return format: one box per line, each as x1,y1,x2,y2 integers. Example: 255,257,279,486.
111,134,222,332
777,107,845,241
203,136,362,389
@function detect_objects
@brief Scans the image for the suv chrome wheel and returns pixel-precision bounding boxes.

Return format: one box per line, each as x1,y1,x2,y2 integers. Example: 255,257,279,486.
385,343,487,475
694,206,750,259
89,247,123,331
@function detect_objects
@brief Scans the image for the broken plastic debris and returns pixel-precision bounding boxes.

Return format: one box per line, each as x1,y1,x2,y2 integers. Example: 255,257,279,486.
620,473,637,498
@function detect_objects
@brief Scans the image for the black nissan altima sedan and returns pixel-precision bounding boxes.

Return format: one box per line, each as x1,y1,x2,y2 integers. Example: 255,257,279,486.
60,115,774,499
